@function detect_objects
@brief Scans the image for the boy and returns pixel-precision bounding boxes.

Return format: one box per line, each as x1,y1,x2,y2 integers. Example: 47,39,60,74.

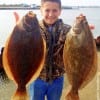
29,0,71,100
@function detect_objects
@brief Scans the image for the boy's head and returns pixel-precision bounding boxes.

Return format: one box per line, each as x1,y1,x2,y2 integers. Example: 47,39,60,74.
40,0,62,25
41,0,61,9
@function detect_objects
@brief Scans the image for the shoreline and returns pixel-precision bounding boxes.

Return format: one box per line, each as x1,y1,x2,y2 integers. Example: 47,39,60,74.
0,7,39,10
0,6,100,10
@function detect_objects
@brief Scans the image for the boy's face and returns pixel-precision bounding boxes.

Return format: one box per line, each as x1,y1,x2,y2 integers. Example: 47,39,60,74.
41,1,61,25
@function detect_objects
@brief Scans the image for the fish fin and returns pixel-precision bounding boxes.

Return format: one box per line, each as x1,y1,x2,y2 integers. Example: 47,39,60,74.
3,37,14,81
11,86,29,100
65,85,79,100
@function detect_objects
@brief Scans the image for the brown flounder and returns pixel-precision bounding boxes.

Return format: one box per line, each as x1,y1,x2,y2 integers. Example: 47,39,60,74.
3,11,46,100
63,15,97,100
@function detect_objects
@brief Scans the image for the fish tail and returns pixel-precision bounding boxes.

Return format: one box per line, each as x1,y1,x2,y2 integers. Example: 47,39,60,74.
11,85,29,100
65,86,79,100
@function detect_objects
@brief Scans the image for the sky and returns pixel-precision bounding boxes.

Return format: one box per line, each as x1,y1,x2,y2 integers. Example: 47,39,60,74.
0,0,100,6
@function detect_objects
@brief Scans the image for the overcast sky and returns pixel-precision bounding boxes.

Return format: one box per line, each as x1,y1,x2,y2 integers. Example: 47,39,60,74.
0,0,100,6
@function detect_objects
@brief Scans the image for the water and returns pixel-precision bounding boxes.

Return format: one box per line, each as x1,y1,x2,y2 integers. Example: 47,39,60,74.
0,7,100,51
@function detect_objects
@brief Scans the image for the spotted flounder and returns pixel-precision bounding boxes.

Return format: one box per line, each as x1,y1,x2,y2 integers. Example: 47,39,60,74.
3,11,46,100
63,15,97,100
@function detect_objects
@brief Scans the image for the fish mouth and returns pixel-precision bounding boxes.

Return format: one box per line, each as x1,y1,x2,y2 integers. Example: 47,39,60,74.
27,11,36,18
22,11,38,32
72,15,87,34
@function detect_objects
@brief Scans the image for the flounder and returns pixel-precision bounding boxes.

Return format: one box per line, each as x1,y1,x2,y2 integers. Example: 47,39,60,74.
63,15,97,100
3,11,46,100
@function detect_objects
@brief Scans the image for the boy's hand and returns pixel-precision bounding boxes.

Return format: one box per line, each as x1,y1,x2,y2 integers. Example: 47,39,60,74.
89,24,95,30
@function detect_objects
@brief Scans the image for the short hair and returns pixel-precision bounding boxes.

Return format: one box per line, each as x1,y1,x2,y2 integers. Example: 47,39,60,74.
41,0,61,8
